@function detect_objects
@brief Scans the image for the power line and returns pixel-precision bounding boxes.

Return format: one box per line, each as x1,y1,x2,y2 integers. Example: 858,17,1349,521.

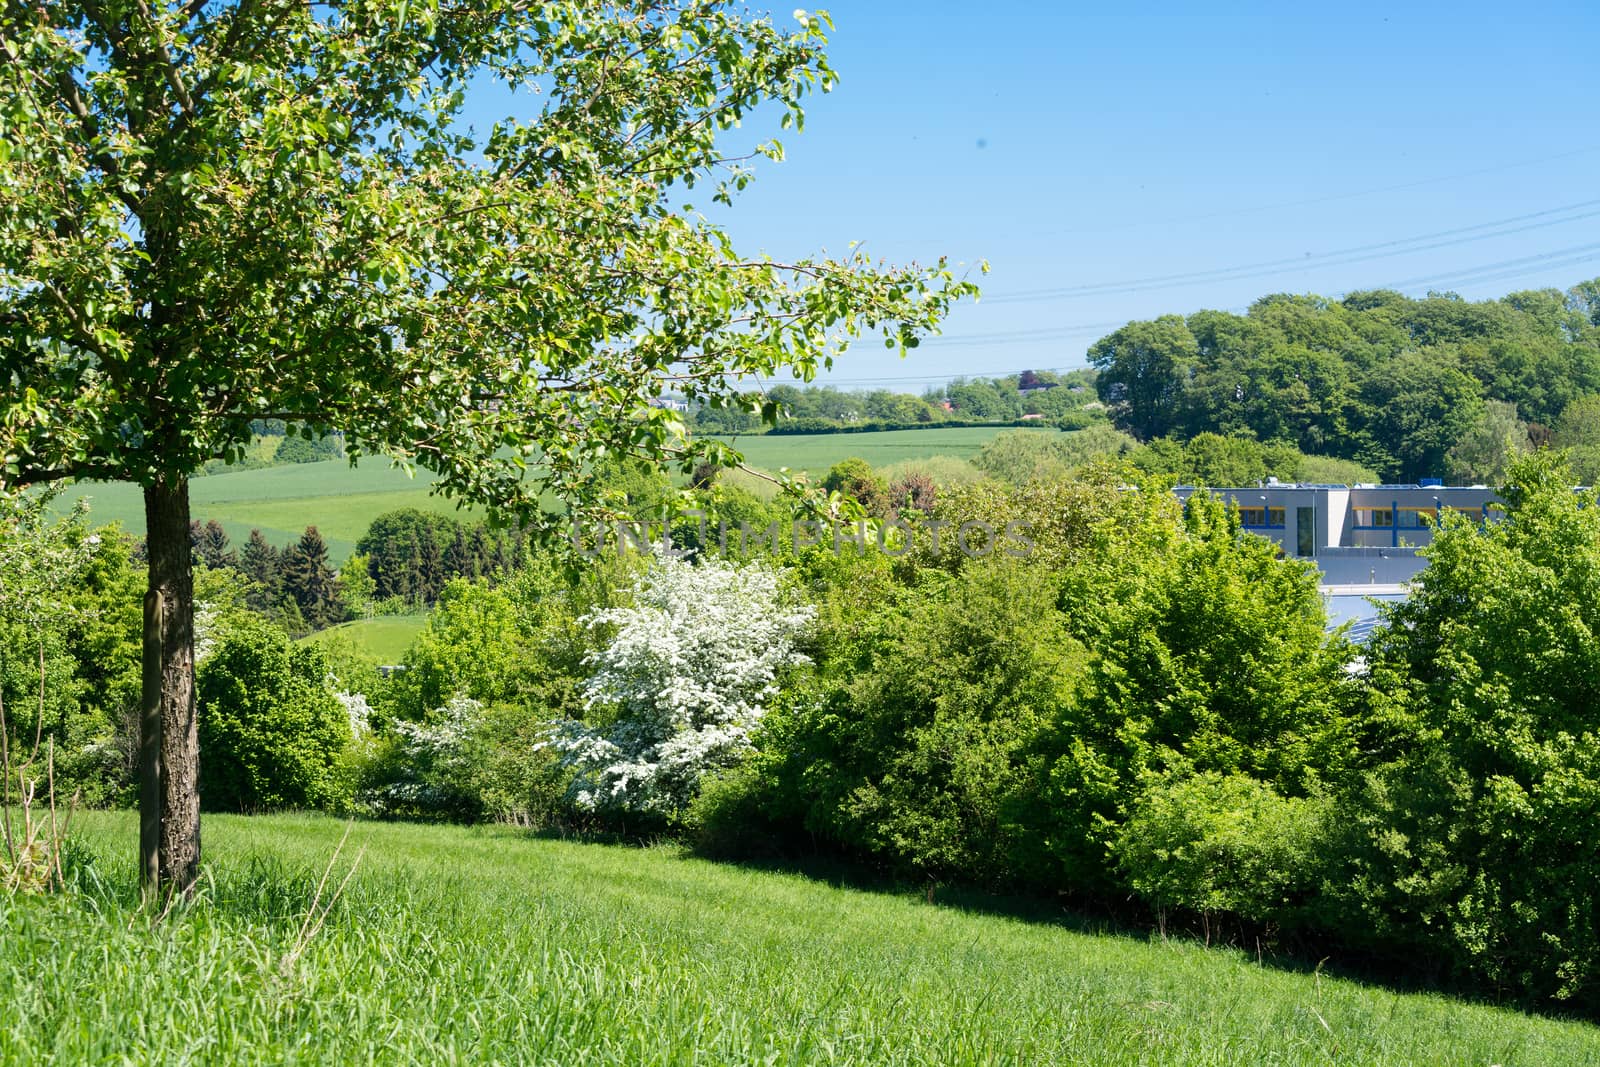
911,249,1600,350
1033,144,1600,237
1373,242,1600,292
985,199,1600,303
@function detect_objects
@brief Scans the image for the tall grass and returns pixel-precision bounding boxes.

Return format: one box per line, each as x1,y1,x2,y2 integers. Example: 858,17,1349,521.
1,812,1594,1064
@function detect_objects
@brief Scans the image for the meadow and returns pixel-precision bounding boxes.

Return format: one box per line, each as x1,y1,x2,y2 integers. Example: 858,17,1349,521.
715,425,1033,474
51,426,1024,560
55,459,461,562
302,614,431,663
2,812,1596,1065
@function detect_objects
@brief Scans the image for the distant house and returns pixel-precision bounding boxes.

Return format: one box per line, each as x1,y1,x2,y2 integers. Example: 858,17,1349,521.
1020,412,1045,420
650,396,689,412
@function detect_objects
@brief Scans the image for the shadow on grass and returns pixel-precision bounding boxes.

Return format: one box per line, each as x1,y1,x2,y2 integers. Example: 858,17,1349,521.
513,822,1596,1026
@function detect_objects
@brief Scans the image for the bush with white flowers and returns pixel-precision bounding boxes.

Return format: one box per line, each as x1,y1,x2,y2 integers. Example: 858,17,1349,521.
544,556,813,816
372,695,486,814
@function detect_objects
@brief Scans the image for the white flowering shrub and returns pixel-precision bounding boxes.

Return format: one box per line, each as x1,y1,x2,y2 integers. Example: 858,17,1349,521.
544,556,813,816
334,690,374,741
369,695,485,815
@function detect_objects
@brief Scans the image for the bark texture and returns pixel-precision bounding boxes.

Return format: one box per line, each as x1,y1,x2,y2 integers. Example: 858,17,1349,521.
142,476,200,893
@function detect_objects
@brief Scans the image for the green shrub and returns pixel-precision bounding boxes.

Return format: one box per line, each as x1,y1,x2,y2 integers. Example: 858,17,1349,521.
1328,451,1600,1008
685,760,787,859
820,457,889,517
382,579,534,721
1112,772,1328,928
1023,491,1360,891
740,555,1080,881
1295,453,1379,485
197,619,352,812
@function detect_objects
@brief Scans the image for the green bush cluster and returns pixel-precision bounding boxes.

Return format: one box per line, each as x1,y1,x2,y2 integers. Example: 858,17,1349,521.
196,619,352,812
24,444,1600,1014
689,457,1600,1014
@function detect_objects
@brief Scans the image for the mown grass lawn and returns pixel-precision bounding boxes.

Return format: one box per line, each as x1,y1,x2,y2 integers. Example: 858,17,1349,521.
3,812,1595,1065
301,614,431,664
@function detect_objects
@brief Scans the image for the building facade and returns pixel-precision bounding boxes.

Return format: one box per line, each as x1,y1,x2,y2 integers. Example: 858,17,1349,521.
1172,481,1502,586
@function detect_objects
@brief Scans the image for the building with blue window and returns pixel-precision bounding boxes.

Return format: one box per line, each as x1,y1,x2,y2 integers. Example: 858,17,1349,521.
1171,480,1501,587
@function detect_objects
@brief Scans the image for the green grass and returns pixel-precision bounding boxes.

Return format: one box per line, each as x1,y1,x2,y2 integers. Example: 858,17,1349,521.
56,459,467,562
4,812,1596,1065
52,428,1029,562
716,425,1034,477
301,614,430,663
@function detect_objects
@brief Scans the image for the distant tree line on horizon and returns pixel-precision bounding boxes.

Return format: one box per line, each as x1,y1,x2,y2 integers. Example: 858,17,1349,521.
1090,279,1600,483
688,369,1104,434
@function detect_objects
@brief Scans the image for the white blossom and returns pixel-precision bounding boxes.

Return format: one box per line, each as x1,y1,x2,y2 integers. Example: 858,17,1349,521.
543,556,813,814
335,690,374,740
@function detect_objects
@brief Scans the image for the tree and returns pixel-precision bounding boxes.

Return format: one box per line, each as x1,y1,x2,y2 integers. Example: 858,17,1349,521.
1554,393,1600,484
1445,398,1531,484
238,530,282,614
1347,452,1600,1006
336,552,377,620
0,2,971,891
1030,491,1360,888
189,520,234,570
280,527,342,631
196,619,351,812
820,457,889,516
443,527,473,582
546,557,813,818
385,578,532,720
1089,316,1199,440
355,509,460,602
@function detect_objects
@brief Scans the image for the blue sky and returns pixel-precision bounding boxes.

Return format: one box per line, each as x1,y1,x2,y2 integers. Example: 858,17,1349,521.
491,2,1600,390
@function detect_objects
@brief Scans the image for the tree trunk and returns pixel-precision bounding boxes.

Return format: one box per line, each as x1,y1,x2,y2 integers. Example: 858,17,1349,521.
142,475,200,894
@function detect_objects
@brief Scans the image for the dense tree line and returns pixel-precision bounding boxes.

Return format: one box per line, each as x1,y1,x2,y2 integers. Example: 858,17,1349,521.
1090,281,1600,481
353,509,524,606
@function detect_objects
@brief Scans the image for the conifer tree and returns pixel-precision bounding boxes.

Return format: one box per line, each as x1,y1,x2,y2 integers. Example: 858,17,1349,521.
444,528,473,581
281,527,342,631
238,530,282,614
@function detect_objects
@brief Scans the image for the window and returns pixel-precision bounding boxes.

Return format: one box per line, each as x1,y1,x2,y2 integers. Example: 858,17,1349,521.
1397,507,1436,528
1355,508,1393,527
1238,507,1285,527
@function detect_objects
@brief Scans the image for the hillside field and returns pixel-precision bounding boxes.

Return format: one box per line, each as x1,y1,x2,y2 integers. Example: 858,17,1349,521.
52,426,1026,560
3,812,1595,1065
301,614,431,663
716,425,1034,473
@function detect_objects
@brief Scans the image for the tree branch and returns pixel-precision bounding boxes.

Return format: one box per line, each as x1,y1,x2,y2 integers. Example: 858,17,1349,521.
137,0,197,116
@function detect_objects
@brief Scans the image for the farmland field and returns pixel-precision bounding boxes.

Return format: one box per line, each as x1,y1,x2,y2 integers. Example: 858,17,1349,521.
719,425,1037,475
5,812,1596,1065
56,459,468,562
51,426,1032,560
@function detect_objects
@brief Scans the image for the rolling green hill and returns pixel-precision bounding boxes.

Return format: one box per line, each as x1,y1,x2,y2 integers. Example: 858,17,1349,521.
301,614,430,663
717,425,1036,474
9,812,1597,1064
52,426,1033,561
56,459,468,562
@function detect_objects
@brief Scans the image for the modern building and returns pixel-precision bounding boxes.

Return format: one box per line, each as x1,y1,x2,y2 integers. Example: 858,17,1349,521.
1172,480,1502,587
